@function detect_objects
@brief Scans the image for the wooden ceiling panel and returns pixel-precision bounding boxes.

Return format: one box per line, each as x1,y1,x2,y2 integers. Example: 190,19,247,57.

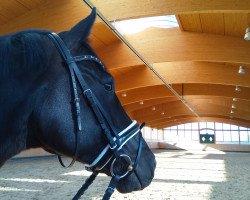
186,98,250,120
126,28,250,63
116,84,183,105
110,61,250,93
132,96,250,127
132,100,193,123
184,83,250,100
16,0,45,10
1,0,250,128
200,13,224,34
91,0,250,20
177,14,202,32
0,0,90,34
153,61,250,87
0,1,29,20
124,97,178,112
98,28,250,69
224,13,250,37
0,13,8,25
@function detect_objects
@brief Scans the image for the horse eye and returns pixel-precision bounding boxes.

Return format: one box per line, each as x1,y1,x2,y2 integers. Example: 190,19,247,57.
104,83,113,91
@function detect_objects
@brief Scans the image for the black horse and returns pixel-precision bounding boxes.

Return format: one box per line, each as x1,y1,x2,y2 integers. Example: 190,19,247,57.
0,8,156,198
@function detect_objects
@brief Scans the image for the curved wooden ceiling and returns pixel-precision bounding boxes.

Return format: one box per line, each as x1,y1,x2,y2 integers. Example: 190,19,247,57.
1,0,250,128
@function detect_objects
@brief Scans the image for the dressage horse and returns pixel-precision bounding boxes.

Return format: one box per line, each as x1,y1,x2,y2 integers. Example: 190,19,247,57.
0,8,156,199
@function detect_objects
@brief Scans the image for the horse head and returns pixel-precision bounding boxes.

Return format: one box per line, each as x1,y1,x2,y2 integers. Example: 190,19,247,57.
0,8,156,196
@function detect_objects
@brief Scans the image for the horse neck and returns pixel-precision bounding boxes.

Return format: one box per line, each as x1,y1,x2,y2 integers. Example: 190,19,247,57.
0,77,46,166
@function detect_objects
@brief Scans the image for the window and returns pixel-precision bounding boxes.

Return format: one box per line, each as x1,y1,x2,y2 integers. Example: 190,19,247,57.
207,122,214,129
147,122,250,145
200,122,207,129
185,130,192,141
192,130,199,141
231,125,238,130
240,131,248,142
215,123,223,130
113,15,179,35
192,122,199,129
223,131,231,142
216,130,223,142
231,131,239,142
185,123,192,130
223,123,230,130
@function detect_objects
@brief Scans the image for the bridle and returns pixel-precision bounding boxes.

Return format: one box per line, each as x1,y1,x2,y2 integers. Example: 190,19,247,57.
47,32,144,200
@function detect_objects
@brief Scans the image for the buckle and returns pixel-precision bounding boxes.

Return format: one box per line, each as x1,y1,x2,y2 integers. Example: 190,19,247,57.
109,143,117,150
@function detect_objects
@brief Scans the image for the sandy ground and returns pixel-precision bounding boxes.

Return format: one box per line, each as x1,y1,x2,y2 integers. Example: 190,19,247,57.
0,150,250,200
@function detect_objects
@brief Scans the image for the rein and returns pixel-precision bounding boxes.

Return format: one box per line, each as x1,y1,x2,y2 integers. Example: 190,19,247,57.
47,32,143,200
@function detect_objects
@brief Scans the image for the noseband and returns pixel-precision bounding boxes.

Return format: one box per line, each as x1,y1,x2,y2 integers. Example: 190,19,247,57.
47,32,143,200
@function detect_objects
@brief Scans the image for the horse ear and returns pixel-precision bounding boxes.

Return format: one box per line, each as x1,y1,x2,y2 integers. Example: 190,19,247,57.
64,8,96,48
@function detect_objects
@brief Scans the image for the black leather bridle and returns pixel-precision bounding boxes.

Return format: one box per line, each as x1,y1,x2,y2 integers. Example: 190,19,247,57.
47,32,143,200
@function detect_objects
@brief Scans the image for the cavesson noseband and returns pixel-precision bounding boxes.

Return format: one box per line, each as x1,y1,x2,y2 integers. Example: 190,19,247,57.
47,32,143,200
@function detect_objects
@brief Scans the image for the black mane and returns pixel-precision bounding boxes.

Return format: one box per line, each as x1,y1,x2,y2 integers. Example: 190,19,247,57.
0,30,51,79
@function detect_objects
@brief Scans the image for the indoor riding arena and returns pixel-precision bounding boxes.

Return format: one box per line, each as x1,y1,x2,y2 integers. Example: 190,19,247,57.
1,1,250,200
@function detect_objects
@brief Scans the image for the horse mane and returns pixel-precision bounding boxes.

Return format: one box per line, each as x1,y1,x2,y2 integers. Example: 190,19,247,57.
0,30,51,79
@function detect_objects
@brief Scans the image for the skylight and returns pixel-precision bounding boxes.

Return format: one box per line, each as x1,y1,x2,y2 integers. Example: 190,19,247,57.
112,15,179,35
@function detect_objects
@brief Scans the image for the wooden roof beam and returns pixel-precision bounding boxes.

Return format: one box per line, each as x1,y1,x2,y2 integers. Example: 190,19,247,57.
130,97,250,123
117,83,250,106
111,62,250,91
97,28,250,69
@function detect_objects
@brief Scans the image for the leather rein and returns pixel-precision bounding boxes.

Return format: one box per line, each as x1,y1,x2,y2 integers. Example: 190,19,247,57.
47,32,143,200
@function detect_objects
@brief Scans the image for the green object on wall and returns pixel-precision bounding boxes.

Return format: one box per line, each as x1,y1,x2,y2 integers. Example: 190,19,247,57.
199,134,215,144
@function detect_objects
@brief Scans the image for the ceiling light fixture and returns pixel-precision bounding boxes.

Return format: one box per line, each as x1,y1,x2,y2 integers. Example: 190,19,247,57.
233,98,237,101
238,66,246,75
161,112,165,115
244,27,250,40
235,85,241,92
230,110,234,114
121,92,127,97
232,104,236,109
139,101,144,105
